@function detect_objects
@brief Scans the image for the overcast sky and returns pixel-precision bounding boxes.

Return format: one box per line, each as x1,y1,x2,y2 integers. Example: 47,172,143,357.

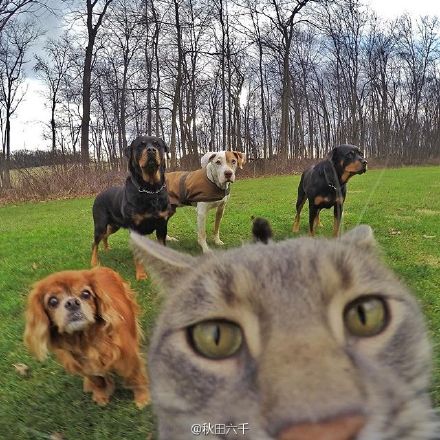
9,0,65,151
8,0,440,152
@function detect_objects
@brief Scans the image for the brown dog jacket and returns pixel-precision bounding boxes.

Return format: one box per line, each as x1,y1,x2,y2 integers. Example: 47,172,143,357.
166,169,230,206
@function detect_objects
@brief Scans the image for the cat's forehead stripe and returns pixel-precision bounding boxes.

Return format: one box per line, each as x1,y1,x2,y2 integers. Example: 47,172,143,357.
334,254,353,289
212,267,237,305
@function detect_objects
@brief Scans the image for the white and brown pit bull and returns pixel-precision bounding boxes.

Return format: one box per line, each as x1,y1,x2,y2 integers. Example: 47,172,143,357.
166,151,246,252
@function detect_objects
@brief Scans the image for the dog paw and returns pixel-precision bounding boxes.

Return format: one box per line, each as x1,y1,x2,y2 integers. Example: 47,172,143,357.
201,245,212,254
83,378,93,393
135,261,149,281
134,391,151,409
136,271,148,281
92,393,110,406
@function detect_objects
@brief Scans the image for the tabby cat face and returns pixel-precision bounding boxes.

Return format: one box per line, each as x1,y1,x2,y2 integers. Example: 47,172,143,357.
132,226,437,440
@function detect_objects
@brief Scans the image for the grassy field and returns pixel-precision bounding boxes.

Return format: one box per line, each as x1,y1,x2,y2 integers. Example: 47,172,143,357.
0,166,439,439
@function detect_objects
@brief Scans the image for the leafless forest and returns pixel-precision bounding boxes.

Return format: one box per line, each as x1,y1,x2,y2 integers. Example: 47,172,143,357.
1,0,440,192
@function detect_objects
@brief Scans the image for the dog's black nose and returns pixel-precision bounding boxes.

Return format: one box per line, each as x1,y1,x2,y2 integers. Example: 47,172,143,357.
147,146,157,155
65,297,81,311
362,158,368,165
224,170,233,179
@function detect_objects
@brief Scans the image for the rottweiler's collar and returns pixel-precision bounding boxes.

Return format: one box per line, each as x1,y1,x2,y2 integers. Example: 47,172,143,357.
138,183,167,194
131,178,167,194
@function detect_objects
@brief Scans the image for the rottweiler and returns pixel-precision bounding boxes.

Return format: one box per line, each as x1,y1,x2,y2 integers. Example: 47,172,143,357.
292,144,367,237
91,136,170,280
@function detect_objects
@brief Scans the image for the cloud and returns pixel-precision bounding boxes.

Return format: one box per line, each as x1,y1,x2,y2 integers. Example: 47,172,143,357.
368,0,439,19
10,78,51,151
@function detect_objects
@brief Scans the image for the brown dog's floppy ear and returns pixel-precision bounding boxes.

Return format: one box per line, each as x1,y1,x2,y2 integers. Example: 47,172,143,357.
89,267,128,326
24,286,51,361
233,151,246,169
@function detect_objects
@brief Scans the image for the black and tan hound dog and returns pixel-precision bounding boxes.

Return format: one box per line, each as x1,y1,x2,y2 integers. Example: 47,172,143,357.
292,144,367,237
91,136,170,279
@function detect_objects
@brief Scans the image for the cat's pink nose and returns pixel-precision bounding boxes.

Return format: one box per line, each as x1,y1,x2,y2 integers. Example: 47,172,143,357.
278,414,365,440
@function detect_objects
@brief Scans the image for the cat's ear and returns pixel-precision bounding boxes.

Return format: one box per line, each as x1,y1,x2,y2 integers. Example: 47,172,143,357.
340,225,377,252
130,232,195,289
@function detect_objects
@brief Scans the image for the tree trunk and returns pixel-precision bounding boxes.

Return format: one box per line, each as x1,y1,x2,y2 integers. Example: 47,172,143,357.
80,0,113,166
170,0,183,166
3,108,12,189
80,41,93,165
279,52,291,157
51,95,56,152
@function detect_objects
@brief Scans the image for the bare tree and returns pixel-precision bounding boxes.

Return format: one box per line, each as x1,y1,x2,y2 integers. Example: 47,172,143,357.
103,0,142,159
262,0,312,157
169,0,184,166
34,34,73,153
393,15,439,158
141,0,161,136
0,20,39,188
0,0,45,31
80,0,114,165
244,0,270,157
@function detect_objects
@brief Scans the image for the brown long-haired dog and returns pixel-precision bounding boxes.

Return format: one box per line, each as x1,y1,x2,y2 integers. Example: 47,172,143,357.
24,267,149,408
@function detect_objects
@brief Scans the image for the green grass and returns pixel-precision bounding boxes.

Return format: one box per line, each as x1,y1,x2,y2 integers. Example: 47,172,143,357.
0,166,439,439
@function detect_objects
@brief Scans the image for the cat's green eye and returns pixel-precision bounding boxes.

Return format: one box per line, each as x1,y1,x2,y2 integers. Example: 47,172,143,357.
344,296,389,337
189,320,242,359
